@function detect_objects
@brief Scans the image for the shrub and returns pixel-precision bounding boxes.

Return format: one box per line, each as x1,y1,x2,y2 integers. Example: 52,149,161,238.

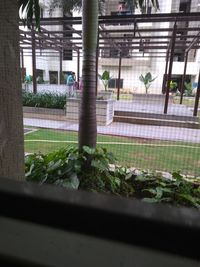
184,82,194,97
25,146,200,209
22,91,66,109
169,80,178,92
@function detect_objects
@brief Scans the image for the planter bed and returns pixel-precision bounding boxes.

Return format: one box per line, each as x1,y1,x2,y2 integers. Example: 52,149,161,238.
23,106,66,121
23,106,65,116
132,94,173,104
66,98,115,125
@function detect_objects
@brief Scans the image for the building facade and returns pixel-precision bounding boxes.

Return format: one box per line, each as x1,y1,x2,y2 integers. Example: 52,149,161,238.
21,0,200,94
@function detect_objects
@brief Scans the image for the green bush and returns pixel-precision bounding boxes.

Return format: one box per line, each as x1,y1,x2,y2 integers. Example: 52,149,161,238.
25,146,200,209
184,82,194,97
22,91,66,109
169,80,178,92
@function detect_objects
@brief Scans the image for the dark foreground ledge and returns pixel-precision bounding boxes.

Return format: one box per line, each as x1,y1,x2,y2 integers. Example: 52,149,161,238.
0,177,200,266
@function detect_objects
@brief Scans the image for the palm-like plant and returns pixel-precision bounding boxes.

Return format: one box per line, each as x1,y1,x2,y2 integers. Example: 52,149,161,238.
126,0,159,13
49,0,105,15
139,72,157,94
18,0,41,28
98,71,111,91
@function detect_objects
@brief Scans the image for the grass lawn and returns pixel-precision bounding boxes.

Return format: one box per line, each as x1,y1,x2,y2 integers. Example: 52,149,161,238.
173,96,196,107
25,128,200,177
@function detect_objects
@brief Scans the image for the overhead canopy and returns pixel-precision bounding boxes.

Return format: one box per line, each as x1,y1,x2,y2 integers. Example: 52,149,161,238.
19,12,200,57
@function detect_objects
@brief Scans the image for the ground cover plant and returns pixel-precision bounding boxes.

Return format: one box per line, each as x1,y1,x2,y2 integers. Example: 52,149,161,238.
25,145,200,209
24,128,200,177
22,91,66,109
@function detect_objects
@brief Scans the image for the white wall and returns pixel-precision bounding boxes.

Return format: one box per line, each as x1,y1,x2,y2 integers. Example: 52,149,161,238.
21,0,200,93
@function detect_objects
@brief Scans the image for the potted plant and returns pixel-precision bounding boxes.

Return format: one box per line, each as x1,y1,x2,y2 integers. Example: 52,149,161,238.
139,72,157,94
98,70,113,99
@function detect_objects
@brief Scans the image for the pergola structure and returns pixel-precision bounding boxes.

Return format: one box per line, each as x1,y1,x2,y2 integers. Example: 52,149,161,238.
19,12,200,116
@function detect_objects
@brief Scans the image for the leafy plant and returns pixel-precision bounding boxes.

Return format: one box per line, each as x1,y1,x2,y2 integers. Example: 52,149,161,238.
36,76,45,84
25,146,125,194
98,71,111,91
22,91,66,109
184,82,194,97
139,72,157,94
132,170,200,209
169,80,178,92
25,146,200,209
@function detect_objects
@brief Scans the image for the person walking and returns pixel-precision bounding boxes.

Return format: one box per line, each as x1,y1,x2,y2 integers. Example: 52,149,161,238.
66,72,75,97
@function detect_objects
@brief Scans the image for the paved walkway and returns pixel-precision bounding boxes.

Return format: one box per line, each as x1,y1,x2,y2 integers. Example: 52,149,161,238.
114,100,194,117
24,118,200,143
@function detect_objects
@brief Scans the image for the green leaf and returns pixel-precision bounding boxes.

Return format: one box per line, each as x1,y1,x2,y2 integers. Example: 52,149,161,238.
155,187,163,199
178,194,200,208
34,0,41,29
172,172,183,180
25,163,35,177
114,177,121,187
125,172,133,181
60,174,80,190
102,71,110,81
39,174,48,185
135,174,151,182
83,146,96,155
91,159,108,172
47,159,62,172
143,188,157,195
160,187,173,194
142,198,160,203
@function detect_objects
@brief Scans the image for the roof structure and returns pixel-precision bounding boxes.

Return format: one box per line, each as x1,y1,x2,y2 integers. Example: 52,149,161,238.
20,12,200,54
19,12,200,116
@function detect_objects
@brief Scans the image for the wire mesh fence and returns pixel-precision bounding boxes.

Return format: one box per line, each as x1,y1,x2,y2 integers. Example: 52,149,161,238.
19,1,200,177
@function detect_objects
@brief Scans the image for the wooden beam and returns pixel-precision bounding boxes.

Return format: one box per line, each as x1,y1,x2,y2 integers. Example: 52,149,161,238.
31,26,37,94
117,54,122,101
164,23,177,114
193,70,200,117
180,52,188,104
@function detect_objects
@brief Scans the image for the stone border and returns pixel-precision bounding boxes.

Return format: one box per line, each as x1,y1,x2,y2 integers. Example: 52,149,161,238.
66,98,115,126
23,107,65,116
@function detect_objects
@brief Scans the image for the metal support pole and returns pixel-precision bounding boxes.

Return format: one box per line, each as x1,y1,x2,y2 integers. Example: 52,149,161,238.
193,70,200,116
162,48,170,94
21,49,24,70
117,54,122,101
77,49,80,89
133,20,137,37
96,29,99,96
59,50,63,84
180,51,188,104
164,23,177,114
21,49,25,82
31,26,37,94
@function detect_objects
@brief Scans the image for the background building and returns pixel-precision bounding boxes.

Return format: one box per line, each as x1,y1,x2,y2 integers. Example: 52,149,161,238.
21,0,200,94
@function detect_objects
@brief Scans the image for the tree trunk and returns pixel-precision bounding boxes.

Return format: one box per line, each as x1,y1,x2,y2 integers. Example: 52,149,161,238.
78,0,98,149
0,0,25,180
